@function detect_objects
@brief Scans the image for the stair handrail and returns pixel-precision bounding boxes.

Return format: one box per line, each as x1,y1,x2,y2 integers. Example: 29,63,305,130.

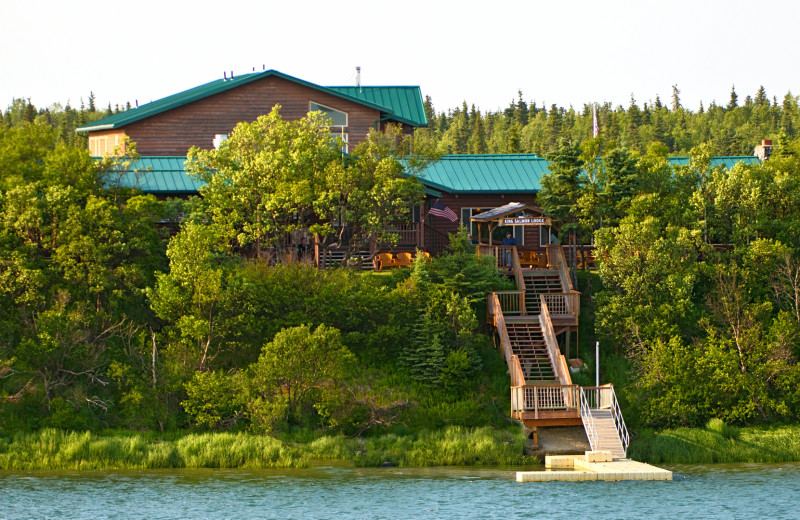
546,245,574,293
579,387,599,451
488,293,526,388
604,384,630,456
538,298,572,386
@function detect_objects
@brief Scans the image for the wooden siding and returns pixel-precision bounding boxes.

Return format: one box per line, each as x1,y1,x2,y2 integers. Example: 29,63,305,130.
88,129,127,156
425,194,551,253
117,76,383,156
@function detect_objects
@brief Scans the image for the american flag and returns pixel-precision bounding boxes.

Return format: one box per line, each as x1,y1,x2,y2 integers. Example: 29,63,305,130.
592,104,599,138
429,202,458,222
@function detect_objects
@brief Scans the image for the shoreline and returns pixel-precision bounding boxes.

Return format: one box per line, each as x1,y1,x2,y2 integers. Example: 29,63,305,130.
2,423,800,470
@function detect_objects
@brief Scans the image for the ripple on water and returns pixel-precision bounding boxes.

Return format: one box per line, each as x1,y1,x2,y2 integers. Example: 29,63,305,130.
1,463,799,520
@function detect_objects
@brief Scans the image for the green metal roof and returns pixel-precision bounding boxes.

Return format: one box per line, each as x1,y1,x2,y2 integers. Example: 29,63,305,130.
104,154,763,197
666,156,762,168
77,70,426,132
327,86,428,127
413,154,549,194
105,156,203,194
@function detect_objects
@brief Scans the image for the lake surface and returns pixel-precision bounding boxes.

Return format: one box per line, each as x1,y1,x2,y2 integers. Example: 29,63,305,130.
1,463,798,519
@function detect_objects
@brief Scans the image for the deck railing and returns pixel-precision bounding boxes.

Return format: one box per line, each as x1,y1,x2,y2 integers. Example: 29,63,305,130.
512,384,579,417
478,244,518,271
580,385,630,456
540,292,580,316
385,221,421,246
492,291,526,316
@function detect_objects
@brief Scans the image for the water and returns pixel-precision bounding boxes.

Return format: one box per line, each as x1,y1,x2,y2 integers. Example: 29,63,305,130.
1,463,798,519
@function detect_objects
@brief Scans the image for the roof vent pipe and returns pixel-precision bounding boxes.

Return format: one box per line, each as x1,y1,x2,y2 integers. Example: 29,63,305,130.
223,71,227,80
356,66,361,91
231,70,234,79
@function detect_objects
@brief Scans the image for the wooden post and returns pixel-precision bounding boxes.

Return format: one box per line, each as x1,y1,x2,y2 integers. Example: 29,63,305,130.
313,233,321,269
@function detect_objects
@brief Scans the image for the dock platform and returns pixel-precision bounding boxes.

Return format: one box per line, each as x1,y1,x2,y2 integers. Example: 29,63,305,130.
516,451,672,482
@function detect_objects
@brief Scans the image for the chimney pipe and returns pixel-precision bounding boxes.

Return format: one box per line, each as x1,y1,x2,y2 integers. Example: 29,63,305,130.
223,71,227,80
356,66,361,91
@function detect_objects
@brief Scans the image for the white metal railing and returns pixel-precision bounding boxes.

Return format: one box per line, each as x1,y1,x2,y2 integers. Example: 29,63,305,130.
579,387,599,451
580,385,630,457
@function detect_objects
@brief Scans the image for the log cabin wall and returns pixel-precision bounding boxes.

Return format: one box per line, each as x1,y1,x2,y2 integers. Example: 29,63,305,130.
120,76,383,156
425,193,550,253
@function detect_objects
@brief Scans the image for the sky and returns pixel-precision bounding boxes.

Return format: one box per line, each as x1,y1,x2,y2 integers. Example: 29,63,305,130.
3,0,800,116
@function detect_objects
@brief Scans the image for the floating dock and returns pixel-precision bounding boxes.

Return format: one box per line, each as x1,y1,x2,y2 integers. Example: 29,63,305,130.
517,451,672,482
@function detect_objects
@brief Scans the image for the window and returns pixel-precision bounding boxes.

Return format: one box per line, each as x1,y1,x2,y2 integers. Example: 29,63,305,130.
330,132,348,154
540,226,559,247
309,101,348,127
461,207,524,245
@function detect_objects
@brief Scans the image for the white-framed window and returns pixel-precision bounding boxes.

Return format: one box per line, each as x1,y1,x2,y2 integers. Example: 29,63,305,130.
330,132,348,154
461,207,524,245
540,226,559,247
309,101,348,127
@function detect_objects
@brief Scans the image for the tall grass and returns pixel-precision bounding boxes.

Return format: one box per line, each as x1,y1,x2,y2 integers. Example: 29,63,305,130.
354,426,534,467
0,426,533,470
0,430,308,470
629,423,800,464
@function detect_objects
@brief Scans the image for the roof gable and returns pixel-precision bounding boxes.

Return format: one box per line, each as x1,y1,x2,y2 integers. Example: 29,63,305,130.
77,70,425,132
327,86,428,127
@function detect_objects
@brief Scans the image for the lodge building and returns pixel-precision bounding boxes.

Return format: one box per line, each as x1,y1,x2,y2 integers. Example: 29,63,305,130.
77,69,765,443
77,69,761,263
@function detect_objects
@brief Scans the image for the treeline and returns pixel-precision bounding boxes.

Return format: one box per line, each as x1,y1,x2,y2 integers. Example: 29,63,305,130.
538,139,800,427
0,115,512,434
417,85,800,157
1,94,130,148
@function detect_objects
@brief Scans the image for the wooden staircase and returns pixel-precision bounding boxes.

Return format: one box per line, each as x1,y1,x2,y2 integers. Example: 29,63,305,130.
486,244,628,457
505,319,555,383
522,270,564,314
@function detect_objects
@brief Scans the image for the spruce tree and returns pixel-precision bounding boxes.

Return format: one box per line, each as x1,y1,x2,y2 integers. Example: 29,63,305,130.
515,90,528,126
755,86,768,107
671,84,682,111
727,85,738,110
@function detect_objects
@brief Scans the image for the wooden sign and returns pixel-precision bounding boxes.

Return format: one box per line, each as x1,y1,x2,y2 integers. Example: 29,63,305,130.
502,217,551,226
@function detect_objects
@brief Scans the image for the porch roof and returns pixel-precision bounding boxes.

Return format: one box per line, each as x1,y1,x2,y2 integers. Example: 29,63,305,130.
469,202,541,222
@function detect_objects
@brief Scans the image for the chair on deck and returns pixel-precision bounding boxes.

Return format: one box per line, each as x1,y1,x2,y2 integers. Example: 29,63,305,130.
375,253,397,271
395,252,414,268
518,251,537,268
